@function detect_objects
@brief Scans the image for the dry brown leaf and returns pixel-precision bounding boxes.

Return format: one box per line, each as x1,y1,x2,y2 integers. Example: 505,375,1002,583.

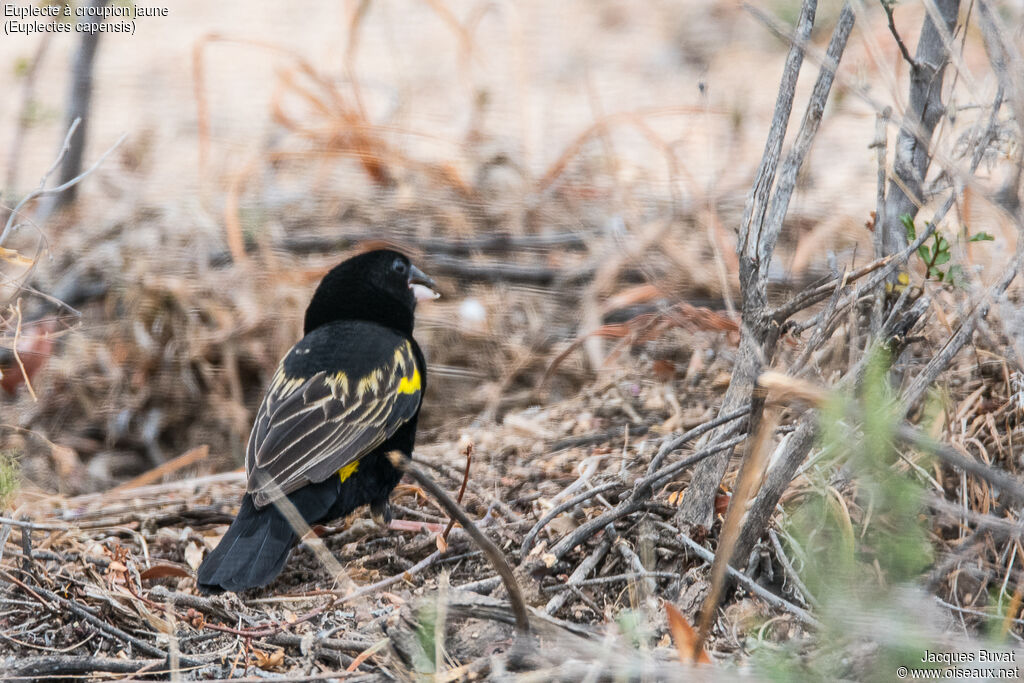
139,564,192,581
714,492,731,516
1,320,55,397
252,647,286,671
665,601,711,665
131,597,176,635
602,283,662,313
183,542,203,572
758,371,828,406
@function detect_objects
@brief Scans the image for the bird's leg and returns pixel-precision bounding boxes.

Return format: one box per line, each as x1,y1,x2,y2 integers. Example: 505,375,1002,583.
370,499,392,527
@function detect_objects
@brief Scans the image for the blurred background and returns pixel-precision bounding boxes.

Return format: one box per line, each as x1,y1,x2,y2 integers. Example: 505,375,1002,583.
0,0,940,493
3,0,1024,677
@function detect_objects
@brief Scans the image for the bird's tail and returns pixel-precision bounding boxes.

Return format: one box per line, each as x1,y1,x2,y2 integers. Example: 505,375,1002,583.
197,494,296,593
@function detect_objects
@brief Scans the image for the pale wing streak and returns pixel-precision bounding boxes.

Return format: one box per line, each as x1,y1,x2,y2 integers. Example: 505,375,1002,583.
247,337,421,502
272,417,373,483
255,376,362,470
258,387,398,484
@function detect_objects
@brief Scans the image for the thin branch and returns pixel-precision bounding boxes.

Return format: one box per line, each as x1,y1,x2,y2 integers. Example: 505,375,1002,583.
3,32,53,204
15,580,200,663
10,299,36,402
900,233,1023,411
646,405,751,475
48,0,110,214
760,3,855,267
542,434,747,563
679,0,859,530
520,481,621,561
897,425,1024,505
669,527,821,628
543,539,611,616
884,2,917,66
879,0,961,259
441,442,472,544
731,295,931,566
542,570,678,592
0,119,126,247
389,453,530,636
737,0,818,264
769,529,820,608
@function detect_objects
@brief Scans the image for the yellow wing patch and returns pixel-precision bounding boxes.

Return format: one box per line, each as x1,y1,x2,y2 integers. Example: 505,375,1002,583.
338,460,359,483
398,367,421,395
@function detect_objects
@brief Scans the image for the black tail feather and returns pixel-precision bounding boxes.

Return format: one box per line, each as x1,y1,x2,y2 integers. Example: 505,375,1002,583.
197,494,296,594
196,460,395,593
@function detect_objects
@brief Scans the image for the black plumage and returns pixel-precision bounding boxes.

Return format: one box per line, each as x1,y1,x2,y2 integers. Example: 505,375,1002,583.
198,249,435,593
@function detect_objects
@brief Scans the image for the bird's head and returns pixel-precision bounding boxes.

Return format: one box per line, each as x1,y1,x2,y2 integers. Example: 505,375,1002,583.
303,249,438,335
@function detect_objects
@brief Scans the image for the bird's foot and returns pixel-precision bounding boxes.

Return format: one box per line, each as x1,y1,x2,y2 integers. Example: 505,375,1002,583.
370,500,392,527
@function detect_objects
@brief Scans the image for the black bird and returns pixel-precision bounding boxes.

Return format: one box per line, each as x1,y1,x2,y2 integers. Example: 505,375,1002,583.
197,249,437,593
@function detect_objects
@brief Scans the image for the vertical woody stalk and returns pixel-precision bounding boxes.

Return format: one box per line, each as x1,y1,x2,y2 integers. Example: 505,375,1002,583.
677,2,855,529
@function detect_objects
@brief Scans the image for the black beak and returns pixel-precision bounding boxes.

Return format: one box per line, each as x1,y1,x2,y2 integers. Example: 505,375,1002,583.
407,264,436,290
408,264,440,301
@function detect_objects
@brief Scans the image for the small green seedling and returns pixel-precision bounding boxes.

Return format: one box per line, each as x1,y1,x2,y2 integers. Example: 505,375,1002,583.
901,214,993,287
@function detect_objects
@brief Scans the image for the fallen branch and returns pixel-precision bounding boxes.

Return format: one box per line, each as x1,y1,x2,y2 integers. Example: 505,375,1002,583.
441,441,473,545
543,539,611,617
427,254,609,286
388,452,530,635
520,481,622,560
539,433,748,565
6,656,181,681
669,526,820,628
15,580,202,664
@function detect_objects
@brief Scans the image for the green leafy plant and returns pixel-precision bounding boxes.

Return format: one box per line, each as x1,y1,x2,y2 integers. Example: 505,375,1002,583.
901,214,993,286
412,602,440,673
615,609,652,651
754,348,941,680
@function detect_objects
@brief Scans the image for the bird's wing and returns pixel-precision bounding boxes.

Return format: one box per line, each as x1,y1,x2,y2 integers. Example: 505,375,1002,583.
245,335,423,508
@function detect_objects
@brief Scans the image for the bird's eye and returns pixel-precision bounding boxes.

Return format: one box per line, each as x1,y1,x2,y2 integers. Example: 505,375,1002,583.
392,258,408,275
